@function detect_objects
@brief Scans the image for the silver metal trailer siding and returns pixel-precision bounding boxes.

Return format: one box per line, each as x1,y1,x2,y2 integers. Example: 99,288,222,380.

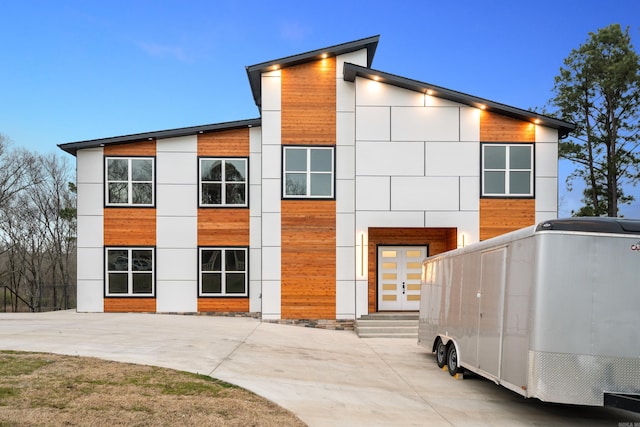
418,218,640,406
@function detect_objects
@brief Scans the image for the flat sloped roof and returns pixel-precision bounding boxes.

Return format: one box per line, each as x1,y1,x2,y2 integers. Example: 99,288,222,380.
245,35,380,110
343,62,575,139
59,35,575,156
58,118,261,156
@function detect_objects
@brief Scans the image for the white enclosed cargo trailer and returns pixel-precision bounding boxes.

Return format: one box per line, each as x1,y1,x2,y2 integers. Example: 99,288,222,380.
419,217,640,408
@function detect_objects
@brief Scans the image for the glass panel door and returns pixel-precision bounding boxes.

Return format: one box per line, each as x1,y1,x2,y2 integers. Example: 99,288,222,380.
378,246,427,311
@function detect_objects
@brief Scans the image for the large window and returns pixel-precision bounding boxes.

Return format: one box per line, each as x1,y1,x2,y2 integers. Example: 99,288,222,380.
105,157,154,206
199,248,248,297
105,248,154,296
200,158,247,207
482,144,533,197
283,146,334,198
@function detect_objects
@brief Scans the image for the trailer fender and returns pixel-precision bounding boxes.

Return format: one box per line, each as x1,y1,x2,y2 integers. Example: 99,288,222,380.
433,335,455,351
434,335,460,360
432,335,444,352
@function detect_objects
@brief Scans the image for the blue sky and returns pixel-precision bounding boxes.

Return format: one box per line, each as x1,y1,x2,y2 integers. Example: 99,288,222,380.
1,0,639,217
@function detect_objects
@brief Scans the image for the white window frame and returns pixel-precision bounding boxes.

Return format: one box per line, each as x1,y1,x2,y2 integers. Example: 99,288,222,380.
105,157,155,206
283,146,335,199
199,158,248,207
482,144,534,197
105,247,155,297
199,247,248,297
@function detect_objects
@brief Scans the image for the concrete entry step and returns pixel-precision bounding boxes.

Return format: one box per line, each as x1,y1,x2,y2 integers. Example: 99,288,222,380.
355,312,419,338
358,312,419,321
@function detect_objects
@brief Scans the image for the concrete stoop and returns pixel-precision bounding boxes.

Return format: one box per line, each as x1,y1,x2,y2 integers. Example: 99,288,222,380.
355,312,419,338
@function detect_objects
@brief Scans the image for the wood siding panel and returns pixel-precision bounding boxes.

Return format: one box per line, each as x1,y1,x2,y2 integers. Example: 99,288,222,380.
367,228,457,313
104,298,156,312
479,199,535,240
198,298,249,312
480,111,535,142
103,140,156,156
281,200,336,319
104,208,156,246
198,209,250,246
197,128,250,157
281,59,336,146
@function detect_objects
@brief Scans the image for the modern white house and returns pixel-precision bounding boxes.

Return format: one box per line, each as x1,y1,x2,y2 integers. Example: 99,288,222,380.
59,35,574,320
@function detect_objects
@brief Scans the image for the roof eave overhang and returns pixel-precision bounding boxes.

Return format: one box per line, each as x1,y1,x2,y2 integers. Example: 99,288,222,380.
58,118,261,156
343,62,575,139
246,35,379,110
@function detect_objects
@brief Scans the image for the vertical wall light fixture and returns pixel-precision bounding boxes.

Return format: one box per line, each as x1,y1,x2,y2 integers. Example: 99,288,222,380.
360,233,365,277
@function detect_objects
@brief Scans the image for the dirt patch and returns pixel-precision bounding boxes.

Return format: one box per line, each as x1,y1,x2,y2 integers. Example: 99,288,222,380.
0,351,306,426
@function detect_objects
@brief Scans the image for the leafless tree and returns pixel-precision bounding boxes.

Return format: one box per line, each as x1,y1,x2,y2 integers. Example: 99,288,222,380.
0,135,76,311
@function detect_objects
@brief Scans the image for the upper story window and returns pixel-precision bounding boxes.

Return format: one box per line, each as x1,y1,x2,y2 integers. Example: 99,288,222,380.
200,158,247,207
105,157,154,206
283,146,334,198
105,247,154,296
482,144,534,197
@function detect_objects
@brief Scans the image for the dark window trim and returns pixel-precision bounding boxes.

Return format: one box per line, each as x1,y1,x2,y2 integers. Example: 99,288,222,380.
479,142,535,199
198,156,250,209
197,246,250,298
104,155,157,208
103,246,156,298
281,145,336,200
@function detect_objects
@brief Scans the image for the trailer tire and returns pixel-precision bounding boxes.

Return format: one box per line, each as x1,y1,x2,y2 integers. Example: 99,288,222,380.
447,345,460,376
435,340,447,368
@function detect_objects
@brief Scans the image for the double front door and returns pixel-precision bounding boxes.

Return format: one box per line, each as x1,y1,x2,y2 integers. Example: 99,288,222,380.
377,246,427,311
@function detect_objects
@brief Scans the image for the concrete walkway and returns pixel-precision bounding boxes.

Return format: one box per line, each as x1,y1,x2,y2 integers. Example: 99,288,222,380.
1,311,637,426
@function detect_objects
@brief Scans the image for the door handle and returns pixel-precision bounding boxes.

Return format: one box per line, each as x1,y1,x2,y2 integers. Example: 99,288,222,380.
402,282,405,294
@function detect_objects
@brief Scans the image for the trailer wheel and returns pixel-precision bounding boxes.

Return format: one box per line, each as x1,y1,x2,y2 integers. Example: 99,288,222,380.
435,340,447,368
447,345,460,376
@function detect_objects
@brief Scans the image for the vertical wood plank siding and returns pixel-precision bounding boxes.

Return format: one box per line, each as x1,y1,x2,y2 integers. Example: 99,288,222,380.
281,59,336,146
103,140,157,156
197,128,251,312
479,111,536,240
281,58,337,319
197,209,249,246
367,228,457,313
197,128,250,157
104,208,156,246
104,298,156,312
480,111,535,142
281,201,336,319
479,199,536,240
198,298,250,312
104,141,158,312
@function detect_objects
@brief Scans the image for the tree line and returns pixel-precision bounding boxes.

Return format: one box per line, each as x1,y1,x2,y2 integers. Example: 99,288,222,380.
549,24,640,217
0,134,76,311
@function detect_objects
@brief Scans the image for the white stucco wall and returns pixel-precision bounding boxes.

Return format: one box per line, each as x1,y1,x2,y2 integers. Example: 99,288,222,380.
335,49,367,320
76,148,104,312
249,126,263,313
155,135,198,312
260,69,282,320
535,126,559,222
354,77,482,255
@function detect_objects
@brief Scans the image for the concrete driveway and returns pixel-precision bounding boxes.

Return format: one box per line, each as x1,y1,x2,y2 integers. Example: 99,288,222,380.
0,311,637,426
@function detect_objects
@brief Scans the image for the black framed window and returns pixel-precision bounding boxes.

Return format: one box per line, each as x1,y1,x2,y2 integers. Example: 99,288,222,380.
199,158,247,207
482,144,533,197
283,146,334,198
199,248,248,297
105,157,154,206
105,247,154,296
